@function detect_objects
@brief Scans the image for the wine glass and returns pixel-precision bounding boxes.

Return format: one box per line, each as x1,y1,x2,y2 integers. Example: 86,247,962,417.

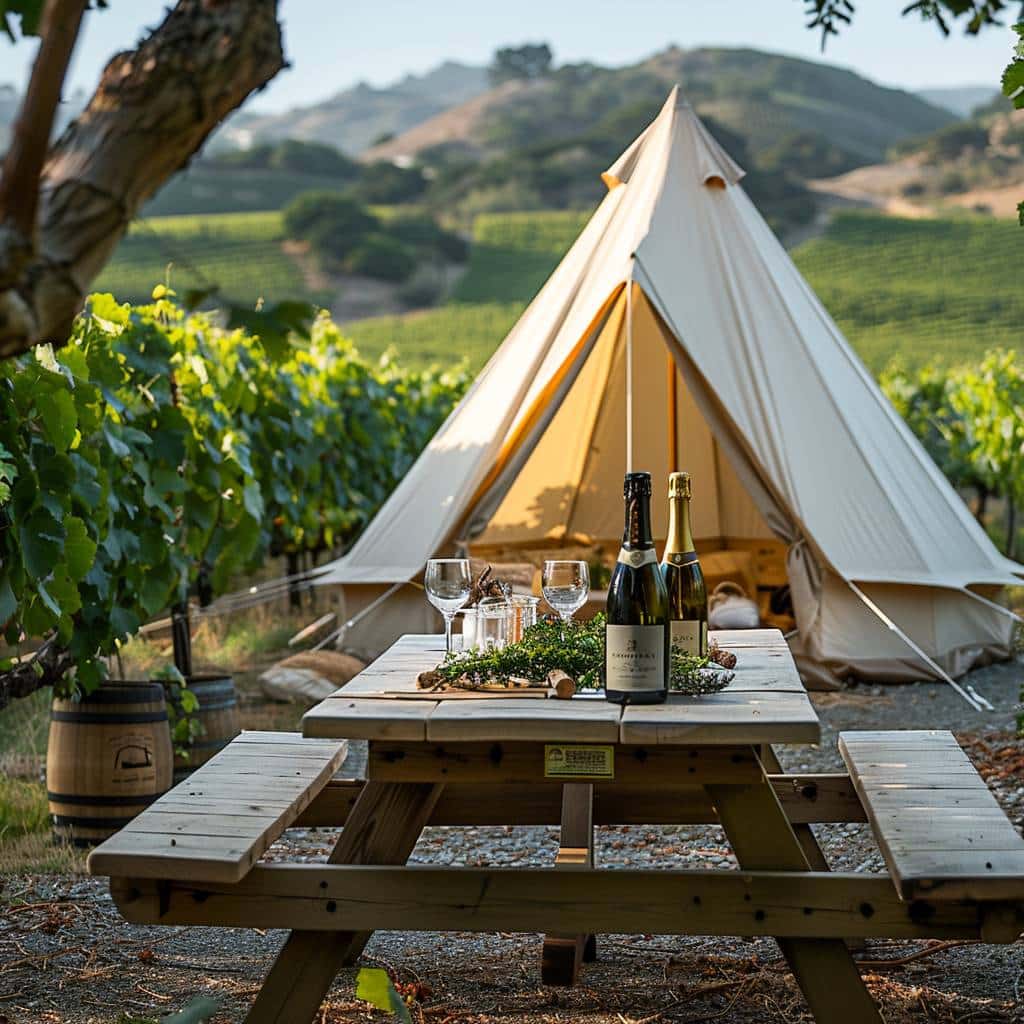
542,560,590,628
425,558,472,654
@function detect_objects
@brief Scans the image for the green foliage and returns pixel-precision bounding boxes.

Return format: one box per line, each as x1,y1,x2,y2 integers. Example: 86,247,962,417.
489,42,554,85
0,775,48,840
880,350,1024,555
356,968,413,1023
345,234,418,282
214,138,360,179
0,296,467,697
283,191,464,282
947,350,1024,507
283,192,378,246
348,161,428,205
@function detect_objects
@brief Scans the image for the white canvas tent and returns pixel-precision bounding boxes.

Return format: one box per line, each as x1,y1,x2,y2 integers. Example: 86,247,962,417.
317,88,1023,697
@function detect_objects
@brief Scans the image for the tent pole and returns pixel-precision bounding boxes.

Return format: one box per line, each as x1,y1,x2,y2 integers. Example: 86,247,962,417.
666,352,679,473
958,586,1024,624
312,581,406,651
845,580,986,711
625,274,634,473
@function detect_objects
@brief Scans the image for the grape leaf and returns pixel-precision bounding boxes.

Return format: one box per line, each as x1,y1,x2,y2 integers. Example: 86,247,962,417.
18,509,65,580
36,388,78,451
64,516,97,581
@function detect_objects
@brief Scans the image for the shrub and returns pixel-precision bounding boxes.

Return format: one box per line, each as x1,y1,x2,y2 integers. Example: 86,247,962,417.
345,234,418,282
283,192,378,244
267,139,359,178
347,161,427,204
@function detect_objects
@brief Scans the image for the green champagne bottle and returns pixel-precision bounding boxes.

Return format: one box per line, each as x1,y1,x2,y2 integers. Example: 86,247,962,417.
604,471,670,705
662,471,708,657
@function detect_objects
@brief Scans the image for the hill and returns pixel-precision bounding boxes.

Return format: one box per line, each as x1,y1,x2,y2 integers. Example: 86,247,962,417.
345,209,1019,374
216,62,488,156
917,85,998,118
365,47,954,170
812,103,1024,220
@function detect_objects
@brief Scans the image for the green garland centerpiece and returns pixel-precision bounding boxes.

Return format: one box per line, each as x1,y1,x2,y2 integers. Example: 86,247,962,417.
433,613,735,696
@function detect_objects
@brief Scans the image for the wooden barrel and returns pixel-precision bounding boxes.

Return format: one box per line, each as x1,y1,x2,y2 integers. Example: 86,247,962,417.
172,674,240,784
47,682,173,847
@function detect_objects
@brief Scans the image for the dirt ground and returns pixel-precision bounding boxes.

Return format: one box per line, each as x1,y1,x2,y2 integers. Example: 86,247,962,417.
2,660,1023,1024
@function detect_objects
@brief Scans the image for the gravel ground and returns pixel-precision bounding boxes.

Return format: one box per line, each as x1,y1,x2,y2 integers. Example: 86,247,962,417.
2,662,1023,1024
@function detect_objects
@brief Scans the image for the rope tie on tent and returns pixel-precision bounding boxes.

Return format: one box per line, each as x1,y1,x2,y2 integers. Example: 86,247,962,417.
846,580,991,712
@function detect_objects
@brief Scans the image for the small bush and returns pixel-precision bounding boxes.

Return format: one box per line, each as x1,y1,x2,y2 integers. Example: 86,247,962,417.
901,181,927,197
283,192,378,243
345,234,418,282
939,170,968,194
398,266,446,308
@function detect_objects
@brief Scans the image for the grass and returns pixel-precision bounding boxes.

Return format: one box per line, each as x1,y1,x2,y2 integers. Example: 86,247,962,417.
93,210,330,309
346,208,1022,374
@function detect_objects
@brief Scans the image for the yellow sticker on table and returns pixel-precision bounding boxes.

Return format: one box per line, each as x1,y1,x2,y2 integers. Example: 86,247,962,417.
544,744,615,779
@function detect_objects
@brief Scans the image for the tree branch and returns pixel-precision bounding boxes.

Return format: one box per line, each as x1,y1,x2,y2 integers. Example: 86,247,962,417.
0,639,75,710
0,0,285,358
0,0,87,282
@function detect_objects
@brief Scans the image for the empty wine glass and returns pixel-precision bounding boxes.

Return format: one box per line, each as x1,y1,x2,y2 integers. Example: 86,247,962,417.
425,558,472,653
542,560,590,628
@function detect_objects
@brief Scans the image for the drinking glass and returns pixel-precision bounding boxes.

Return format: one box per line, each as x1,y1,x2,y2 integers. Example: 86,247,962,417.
425,558,472,653
542,560,590,626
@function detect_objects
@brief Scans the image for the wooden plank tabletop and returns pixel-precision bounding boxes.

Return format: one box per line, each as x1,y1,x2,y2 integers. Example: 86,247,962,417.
302,629,819,746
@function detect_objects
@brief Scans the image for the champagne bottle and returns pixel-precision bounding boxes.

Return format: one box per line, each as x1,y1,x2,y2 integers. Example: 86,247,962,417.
662,471,708,657
604,471,669,705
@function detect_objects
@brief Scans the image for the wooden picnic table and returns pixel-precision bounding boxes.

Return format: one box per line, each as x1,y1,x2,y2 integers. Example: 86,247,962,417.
90,628,1024,1024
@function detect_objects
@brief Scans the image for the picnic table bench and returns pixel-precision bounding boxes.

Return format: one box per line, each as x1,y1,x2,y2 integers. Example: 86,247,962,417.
88,629,1024,1024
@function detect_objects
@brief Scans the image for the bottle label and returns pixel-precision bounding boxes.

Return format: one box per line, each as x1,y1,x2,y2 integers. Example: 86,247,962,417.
606,624,665,691
616,547,657,568
671,619,707,657
665,550,699,567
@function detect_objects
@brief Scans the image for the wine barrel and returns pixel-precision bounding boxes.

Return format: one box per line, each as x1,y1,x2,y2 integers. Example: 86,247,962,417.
47,682,172,847
172,674,240,784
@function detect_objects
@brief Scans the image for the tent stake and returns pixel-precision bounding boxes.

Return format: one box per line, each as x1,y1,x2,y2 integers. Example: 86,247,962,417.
846,580,986,712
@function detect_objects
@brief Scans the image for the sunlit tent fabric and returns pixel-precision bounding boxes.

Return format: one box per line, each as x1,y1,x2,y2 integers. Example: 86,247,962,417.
316,88,1024,691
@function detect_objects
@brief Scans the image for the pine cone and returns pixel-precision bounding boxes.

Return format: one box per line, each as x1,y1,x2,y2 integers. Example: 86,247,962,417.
709,645,737,670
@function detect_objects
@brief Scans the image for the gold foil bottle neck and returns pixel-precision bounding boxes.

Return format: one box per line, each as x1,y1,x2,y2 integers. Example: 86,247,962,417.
668,472,691,500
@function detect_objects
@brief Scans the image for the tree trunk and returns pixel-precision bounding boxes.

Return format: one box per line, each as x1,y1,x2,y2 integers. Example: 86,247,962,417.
1007,497,1018,561
976,484,989,526
0,0,285,358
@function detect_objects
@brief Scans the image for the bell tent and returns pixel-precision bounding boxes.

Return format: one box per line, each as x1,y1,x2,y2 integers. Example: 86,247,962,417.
316,88,1023,698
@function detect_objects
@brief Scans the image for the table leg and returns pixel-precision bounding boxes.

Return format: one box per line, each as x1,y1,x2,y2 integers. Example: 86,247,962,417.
245,780,443,1024
541,782,595,985
708,764,882,1024
760,745,866,953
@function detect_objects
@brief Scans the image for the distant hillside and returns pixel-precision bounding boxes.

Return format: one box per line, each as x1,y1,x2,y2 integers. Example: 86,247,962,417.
917,85,998,118
218,62,488,156
350,47,955,238
812,103,1024,220
366,47,954,169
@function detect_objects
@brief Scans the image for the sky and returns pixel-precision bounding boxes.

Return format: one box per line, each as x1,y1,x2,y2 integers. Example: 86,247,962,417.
4,0,1020,112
